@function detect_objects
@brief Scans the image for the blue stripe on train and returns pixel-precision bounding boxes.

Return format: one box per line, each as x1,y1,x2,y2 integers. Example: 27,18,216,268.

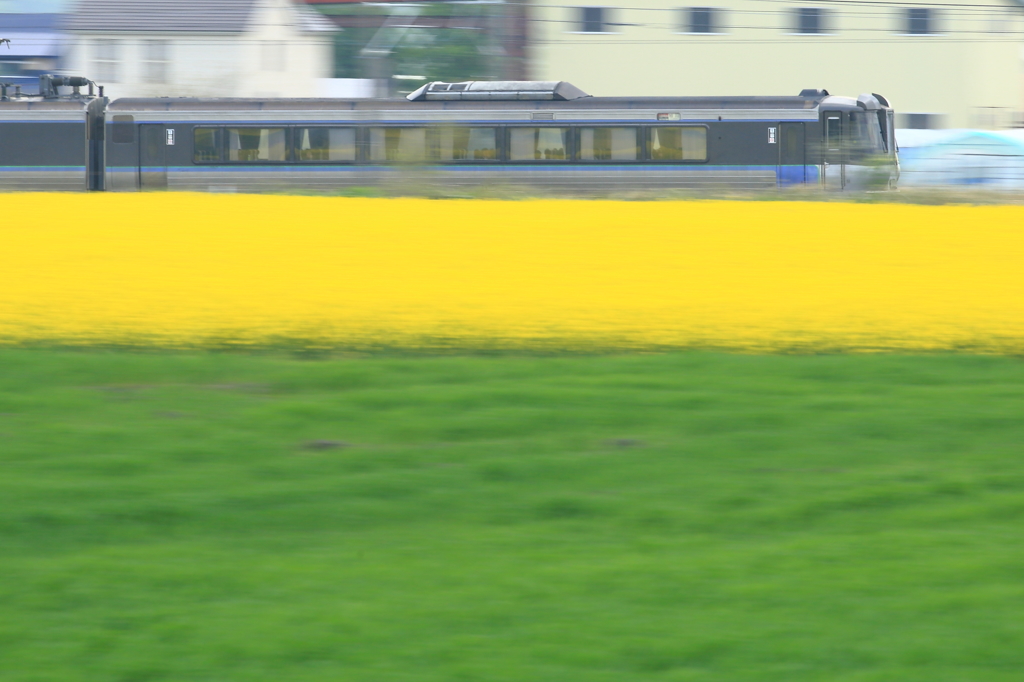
113,164,821,184
779,164,820,186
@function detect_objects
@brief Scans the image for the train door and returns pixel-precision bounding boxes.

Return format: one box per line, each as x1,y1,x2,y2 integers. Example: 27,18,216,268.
87,106,105,191
822,112,845,189
88,132,105,190
139,124,168,190
778,122,805,185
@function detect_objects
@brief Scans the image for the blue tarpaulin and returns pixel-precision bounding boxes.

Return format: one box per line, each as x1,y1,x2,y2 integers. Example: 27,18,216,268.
896,129,1024,189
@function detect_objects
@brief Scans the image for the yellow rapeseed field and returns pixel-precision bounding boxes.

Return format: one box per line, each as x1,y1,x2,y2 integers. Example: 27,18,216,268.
1,193,1023,351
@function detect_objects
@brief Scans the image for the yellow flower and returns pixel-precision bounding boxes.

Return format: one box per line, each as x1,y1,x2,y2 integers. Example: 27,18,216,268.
1,194,1023,352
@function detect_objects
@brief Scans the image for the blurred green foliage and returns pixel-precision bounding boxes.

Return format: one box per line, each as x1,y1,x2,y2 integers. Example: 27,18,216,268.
2,350,1024,680
333,27,491,84
331,26,375,80
324,4,494,82
392,29,493,86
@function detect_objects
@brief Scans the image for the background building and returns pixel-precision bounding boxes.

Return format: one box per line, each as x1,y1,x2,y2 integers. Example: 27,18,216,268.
0,13,63,94
528,0,1024,128
61,0,335,98
0,0,70,10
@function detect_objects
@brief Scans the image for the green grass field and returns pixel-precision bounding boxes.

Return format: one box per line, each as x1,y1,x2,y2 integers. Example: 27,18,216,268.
3,350,1024,681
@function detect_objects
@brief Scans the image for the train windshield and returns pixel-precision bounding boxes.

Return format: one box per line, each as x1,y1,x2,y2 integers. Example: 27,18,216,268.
848,110,887,153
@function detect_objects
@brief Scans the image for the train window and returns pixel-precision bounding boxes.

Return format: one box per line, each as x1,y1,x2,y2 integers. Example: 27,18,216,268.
578,127,638,161
429,127,499,161
783,125,801,158
193,128,222,162
825,116,841,151
296,128,356,162
112,115,135,144
368,128,427,163
648,127,707,161
848,111,886,153
226,128,286,162
509,127,570,161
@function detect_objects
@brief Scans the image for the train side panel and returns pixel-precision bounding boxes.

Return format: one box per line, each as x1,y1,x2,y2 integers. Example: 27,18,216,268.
103,99,825,193
0,105,91,191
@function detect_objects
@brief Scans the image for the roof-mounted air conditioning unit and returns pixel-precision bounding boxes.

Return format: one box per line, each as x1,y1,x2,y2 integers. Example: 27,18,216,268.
407,81,590,102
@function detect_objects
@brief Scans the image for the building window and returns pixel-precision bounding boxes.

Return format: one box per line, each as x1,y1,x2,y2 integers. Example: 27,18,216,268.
143,40,169,84
93,40,120,83
579,7,608,33
261,40,286,71
686,7,719,34
906,8,934,34
794,7,825,34
899,113,943,129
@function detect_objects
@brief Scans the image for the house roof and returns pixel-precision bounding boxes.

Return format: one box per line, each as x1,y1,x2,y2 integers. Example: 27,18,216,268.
0,15,63,58
0,13,62,31
63,0,335,34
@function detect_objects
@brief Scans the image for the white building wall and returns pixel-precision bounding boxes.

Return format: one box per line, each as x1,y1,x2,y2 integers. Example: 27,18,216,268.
62,0,333,99
238,0,334,98
529,0,1024,128
64,36,243,98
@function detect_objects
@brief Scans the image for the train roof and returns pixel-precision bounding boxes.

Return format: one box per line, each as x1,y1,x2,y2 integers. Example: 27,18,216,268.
104,81,857,112
108,95,827,113
0,98,98,111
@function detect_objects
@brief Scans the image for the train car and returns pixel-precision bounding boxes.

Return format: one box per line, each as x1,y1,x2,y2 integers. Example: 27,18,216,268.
0,76,106,191
104,81,898,193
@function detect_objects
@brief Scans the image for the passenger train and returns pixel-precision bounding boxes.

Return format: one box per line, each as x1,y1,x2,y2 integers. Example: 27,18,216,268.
0,76,898,193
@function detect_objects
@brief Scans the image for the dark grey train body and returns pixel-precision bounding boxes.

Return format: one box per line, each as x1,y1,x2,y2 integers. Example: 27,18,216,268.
0,97,106,191
1,80,898,193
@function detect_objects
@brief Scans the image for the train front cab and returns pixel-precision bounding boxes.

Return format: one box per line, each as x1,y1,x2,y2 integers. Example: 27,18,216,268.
816,94,898,190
